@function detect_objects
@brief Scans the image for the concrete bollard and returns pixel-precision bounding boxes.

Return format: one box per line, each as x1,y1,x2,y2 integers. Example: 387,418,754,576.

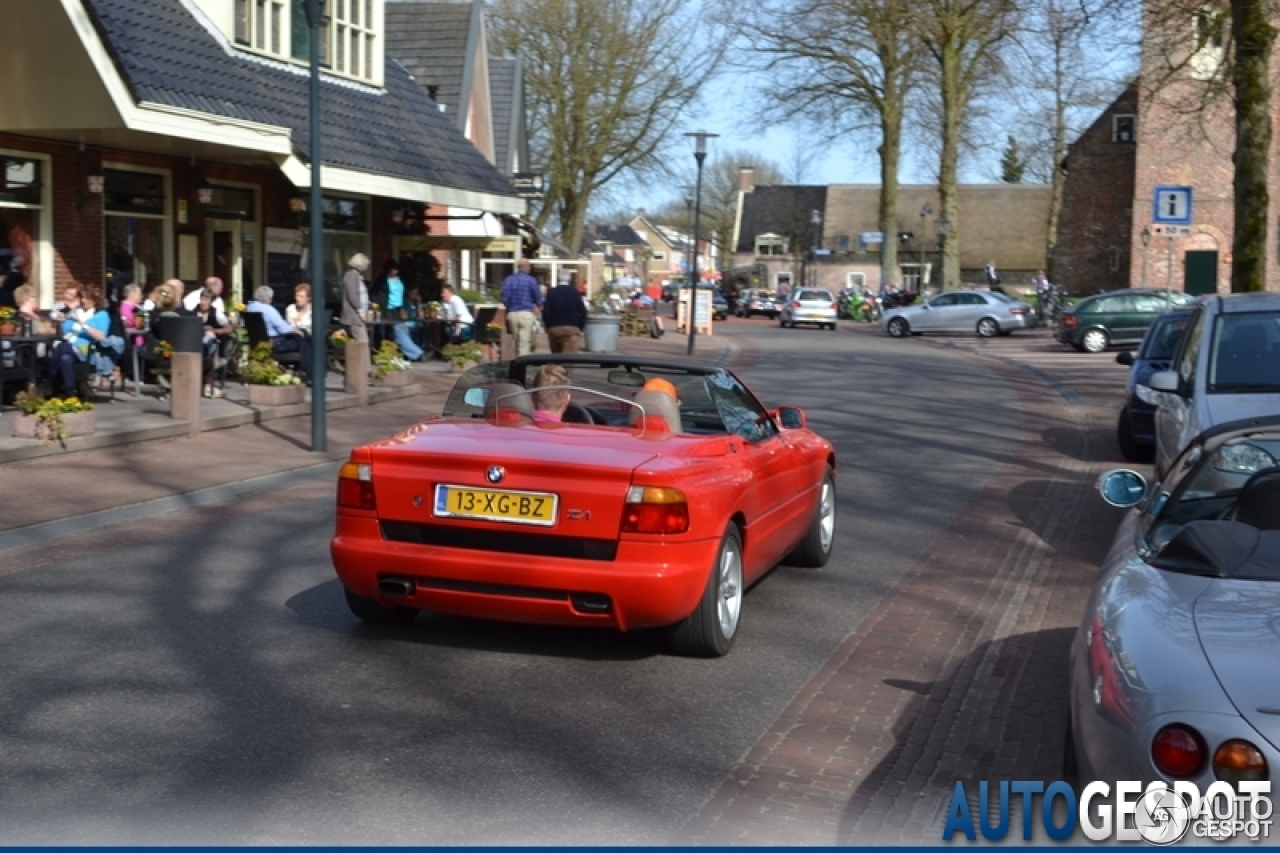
345,340,370,405
169,352,202,435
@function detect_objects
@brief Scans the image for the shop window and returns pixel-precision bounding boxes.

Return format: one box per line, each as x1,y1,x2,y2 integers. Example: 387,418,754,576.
104,169,166,215
200,185,256,221
0,158,41,205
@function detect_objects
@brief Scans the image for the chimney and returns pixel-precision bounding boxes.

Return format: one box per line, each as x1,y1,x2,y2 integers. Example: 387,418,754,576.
739,167,755,193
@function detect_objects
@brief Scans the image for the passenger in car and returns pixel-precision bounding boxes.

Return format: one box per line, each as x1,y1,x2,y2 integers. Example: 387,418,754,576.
532,364,571,422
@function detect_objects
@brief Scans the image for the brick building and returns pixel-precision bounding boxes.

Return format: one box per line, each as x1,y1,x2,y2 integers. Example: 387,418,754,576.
0,0,525,311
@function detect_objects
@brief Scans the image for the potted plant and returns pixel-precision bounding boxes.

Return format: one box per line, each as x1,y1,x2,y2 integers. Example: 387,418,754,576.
11,389,96,445
0,306,17,336
242,342,306,405
441,340,484,372
327,328,349,374
371,340,416,386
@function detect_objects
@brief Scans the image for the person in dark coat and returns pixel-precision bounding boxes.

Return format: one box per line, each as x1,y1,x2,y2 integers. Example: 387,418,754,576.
542,278,587,353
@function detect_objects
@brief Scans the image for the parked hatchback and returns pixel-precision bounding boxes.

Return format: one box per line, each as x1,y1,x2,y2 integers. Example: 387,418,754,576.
1114,308,1194,462
736,289,778,318
779,288,837,330
1055,288,1193,353
1149,293,1280,475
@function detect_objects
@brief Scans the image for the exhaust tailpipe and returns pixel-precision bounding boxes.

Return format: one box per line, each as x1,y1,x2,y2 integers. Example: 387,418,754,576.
378,577,415,597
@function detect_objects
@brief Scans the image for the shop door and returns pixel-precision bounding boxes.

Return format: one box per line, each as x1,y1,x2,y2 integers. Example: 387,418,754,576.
207,220,243,303
1184,251,1218,296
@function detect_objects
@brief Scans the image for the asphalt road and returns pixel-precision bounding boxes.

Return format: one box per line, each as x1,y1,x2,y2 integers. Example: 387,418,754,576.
0,320,1130,844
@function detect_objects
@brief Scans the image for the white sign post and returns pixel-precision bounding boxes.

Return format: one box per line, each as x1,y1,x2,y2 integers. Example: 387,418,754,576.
1152,186,1193,300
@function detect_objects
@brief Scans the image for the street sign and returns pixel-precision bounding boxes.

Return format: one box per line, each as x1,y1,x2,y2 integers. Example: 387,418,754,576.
1153,185,1193,224
511,172,545,199
1150,224,1192,237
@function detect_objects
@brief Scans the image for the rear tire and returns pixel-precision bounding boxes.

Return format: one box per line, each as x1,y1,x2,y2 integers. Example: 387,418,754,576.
886,317,909,338
1082,328,1109,353
976,317,999,338
344,588,418,625
785,469,835,568
668,525,743,657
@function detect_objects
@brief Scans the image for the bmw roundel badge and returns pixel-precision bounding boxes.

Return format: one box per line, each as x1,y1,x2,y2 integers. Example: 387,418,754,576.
486,466,505,484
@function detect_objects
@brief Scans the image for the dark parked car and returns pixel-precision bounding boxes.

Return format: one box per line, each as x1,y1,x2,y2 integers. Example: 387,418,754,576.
736,289,778,318
1114,308,1193,461
1055,288,1194,353
711,290,729,321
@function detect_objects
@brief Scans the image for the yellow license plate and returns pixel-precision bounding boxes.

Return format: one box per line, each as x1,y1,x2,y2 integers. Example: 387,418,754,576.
433,484,558,526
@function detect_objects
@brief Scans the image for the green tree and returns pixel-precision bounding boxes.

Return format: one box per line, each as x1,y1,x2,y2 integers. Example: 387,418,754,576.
489,0,723,256
999,134,1027,182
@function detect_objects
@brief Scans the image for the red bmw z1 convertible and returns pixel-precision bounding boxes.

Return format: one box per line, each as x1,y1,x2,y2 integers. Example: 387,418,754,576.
330,354,836,657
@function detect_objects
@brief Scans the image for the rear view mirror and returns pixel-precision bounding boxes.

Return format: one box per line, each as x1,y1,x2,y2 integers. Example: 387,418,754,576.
1097,469,1147,507
1148,370,1180,394
1116,351,1134,366
607,370,646,388
776,406,806,429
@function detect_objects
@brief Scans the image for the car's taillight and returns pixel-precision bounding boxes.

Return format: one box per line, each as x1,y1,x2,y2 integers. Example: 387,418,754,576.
1088,616,1134,726
621,486,689,534
337,461,376,510
1062,314,1078,329
791,301,801,308
1152,724,1207,778
1010,307,1029,315
1213,739,1268,783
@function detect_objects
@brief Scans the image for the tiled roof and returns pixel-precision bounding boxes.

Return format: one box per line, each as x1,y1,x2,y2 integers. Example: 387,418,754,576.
84,0,516,201
384,0,473,130
488,56,517,175
736,185,828,253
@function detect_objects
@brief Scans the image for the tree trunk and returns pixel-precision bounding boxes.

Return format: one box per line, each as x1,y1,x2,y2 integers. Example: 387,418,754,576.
938,44,963,290
1231,0,1274,293
879,103,904,290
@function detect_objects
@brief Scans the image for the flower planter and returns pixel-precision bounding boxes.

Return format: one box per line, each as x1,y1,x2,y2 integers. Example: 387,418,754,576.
12,409,97,441
0,321,16,336
373,369,417,387
248,383,306,406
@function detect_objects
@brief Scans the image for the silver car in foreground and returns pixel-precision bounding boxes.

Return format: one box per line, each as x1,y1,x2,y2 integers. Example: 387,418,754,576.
1150,293,1280,477
778,288,838,330
881,289,1033,338
1069,416,1280,793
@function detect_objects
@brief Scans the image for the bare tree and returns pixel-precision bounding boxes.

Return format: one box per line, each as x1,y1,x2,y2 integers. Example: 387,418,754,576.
489,0,722,256
1003,0,1134,265
731,0,926,290
912,0,1019,288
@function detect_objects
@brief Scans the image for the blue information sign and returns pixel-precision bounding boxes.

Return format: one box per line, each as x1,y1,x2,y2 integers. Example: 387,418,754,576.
1153,186,1193,225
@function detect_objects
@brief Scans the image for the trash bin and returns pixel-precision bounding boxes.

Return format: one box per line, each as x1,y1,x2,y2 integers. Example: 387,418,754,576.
584,313,622,353
158,315,205,353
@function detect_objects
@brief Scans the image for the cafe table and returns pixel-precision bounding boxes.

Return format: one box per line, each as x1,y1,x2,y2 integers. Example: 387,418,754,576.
0,333,57,399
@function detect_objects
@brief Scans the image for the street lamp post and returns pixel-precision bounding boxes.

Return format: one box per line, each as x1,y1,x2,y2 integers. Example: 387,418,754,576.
684,186,694,305
919,204,932,289
809,209,822,288
684,130,717,356
303,0,326,451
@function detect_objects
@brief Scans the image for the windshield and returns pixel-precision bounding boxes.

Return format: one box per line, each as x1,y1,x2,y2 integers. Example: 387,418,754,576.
1140,430,1280,557
1207,311,1280,392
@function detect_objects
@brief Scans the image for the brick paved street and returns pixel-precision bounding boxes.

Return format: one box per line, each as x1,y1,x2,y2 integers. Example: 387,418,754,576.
674,326,1127,845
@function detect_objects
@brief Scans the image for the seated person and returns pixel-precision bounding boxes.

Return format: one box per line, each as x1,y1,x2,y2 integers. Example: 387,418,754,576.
286,282,314,336
49,284,123,394
142,279,189,390
13,284,55,335
532,364,571,423
245,285,312,382
441,284,474,343
194,288,234,398
381,265,424,362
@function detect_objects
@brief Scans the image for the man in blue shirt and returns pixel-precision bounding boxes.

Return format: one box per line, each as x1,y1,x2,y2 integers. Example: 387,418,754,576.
543,278,587,352
246,285,313,383
501,258,543,356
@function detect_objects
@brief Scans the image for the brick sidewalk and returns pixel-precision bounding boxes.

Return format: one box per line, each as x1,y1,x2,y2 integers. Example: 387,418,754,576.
672,335,1121,845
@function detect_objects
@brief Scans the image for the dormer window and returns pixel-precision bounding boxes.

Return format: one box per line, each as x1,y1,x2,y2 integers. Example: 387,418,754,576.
756,233,789,256
1113,115,1136,144
232,0,380,85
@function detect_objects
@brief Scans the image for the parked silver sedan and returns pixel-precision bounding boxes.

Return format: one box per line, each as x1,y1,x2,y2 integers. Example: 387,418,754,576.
881,289,1033,338
1069,416,1280,793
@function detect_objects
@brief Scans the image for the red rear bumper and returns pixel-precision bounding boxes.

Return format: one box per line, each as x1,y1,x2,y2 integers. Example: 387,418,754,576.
331,515,720,631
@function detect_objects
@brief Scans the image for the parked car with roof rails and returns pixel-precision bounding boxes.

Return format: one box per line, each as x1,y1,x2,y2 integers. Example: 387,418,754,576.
1055,287,1194,353
881,289,1033,338
1115,307,1195,462
1149,292,1280,476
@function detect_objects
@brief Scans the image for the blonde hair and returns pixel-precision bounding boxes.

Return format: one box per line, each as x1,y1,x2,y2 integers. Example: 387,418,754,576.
533,364,570,413
294,282,311,298
153,280,184,311
13,284,35,306
348,253,370,274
